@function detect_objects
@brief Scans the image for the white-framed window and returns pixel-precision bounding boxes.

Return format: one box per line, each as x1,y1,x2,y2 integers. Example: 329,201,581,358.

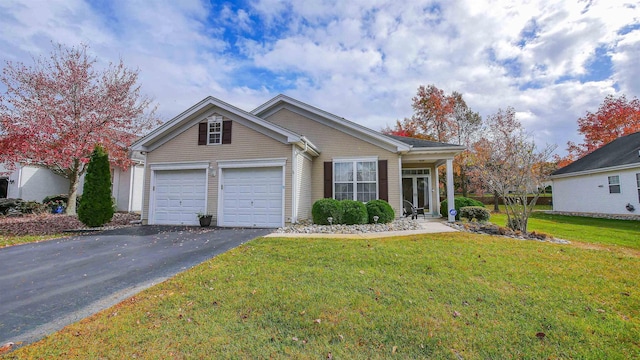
636,173,640,202
334,159,377,202
208,116,223,144
608,175,621,194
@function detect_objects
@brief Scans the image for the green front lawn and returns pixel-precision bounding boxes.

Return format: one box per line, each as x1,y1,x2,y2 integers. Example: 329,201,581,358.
0,234,66,248
490,212,640,250
8,233,640,359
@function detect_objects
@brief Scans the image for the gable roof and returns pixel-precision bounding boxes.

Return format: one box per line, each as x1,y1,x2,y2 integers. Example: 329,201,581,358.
552,131,640,178
252,94,413,153
131,96,319,155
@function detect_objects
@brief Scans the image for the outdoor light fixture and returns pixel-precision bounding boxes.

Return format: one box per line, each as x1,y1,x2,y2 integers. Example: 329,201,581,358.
327,217,333,226
373,215,379,224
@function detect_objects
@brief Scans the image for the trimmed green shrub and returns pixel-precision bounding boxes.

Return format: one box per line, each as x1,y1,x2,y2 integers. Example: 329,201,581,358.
460,206,491,222
365,199,395,224
312,198,343,225
440,197,485,220
341,200,368,225
78,145,114,227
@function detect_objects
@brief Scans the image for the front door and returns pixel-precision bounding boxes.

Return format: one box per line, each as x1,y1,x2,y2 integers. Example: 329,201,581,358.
402,169,431,214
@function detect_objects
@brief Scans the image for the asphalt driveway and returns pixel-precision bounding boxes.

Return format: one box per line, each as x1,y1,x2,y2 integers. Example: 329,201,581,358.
0,226,272,346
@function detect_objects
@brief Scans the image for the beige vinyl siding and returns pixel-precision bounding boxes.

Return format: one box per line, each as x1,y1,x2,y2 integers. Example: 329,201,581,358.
264,108,402,216
142,117,292,223
294,149,313,222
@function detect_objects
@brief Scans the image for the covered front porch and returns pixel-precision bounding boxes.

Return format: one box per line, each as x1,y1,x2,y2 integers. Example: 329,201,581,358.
399,147,462,222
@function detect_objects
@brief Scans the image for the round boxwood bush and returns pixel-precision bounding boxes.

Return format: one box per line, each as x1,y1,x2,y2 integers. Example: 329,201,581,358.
440,197,485,220
312,198,342,225
365,199,395,224
341,200,368,225
460,206,491,222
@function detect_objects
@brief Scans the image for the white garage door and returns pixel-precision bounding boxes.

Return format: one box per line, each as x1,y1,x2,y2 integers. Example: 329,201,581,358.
153,169,206,225
221,167,283,228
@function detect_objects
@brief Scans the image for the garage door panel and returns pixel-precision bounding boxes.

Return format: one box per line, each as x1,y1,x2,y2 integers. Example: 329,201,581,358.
221,167,283,228
153,169,206,225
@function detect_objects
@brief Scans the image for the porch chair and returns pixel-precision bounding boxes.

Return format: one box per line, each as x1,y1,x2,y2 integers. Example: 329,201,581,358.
403,200,426,220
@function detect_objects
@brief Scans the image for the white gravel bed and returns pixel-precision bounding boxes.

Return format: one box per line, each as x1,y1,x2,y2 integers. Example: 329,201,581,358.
276,218,421,234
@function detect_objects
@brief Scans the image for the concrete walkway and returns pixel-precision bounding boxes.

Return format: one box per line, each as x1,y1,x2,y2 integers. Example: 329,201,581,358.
265,218,458,239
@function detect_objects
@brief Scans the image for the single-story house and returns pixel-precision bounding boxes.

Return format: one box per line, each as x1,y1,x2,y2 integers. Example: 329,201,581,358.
131,94,465,227
551,131,640,215
0,156,145,212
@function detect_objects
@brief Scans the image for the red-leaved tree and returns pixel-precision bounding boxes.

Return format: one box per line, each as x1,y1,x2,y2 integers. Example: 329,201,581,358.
559,94,640,166
411,84,454,142
0,43,160,214
382,118,436,140
383,85,482,196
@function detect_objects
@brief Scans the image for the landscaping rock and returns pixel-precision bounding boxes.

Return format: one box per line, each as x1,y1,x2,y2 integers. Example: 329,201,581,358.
276,218,420,234
446,221,570,244
543,211,640,221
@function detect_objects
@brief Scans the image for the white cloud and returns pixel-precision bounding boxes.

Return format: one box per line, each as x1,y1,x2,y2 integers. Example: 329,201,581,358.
1,0,638,154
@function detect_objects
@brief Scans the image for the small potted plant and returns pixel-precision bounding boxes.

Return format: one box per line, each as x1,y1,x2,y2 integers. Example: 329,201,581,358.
197,212,213,227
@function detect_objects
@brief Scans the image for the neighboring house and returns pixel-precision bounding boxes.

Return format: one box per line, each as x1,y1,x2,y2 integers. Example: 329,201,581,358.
132,94,464,227
551,131,640,216
0,156,145,212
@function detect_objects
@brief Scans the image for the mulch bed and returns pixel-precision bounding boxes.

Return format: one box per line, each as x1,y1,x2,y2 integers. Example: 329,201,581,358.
0,212,141,236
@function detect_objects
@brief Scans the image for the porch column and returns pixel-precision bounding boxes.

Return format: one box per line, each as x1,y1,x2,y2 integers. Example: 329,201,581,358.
446,158,455,222
434,166,440,215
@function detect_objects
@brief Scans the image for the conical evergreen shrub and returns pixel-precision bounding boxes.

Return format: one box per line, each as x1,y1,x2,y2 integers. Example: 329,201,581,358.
78,145,114,227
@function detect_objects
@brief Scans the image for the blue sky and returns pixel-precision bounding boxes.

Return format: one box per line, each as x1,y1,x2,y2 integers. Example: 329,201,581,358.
1,0,639,154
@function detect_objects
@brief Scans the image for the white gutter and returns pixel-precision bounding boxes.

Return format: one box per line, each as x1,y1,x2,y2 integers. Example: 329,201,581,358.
551,162,640,179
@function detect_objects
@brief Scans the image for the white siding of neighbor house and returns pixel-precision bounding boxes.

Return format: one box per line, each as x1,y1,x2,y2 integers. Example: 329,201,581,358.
113,164,144,212
10,165,69,202
1,163,142,212
552,167,640,215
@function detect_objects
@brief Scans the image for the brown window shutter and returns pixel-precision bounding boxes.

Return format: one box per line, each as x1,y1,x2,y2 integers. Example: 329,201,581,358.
222,120,232,144
198,123,207,145
378,160,388,201
324,161,333,198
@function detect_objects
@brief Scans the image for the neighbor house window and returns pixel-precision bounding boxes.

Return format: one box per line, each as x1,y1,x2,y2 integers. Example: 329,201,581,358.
636,173,640,202
608,175,621,194
208,116,223,144
334,160,377,202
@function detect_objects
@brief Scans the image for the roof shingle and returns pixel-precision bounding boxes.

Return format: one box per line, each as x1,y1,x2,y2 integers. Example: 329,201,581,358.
552,131,640,176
